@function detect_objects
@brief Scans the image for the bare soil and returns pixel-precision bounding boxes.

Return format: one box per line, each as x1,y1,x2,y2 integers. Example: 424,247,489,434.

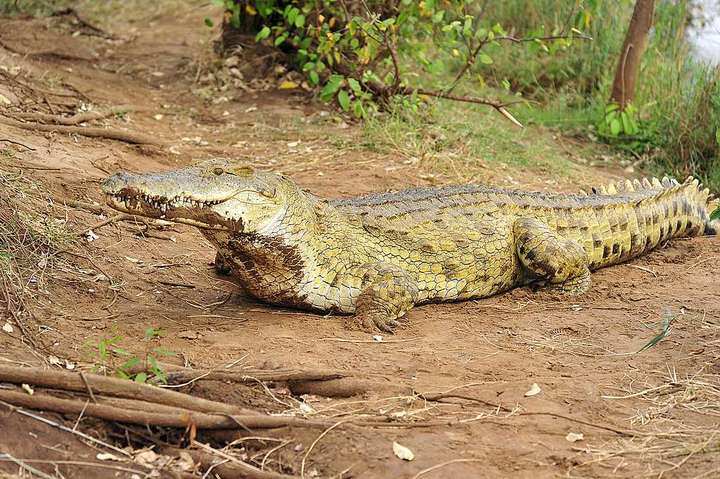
1,4,718,479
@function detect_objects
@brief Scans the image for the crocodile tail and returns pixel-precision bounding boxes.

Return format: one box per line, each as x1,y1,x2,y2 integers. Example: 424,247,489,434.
583,176,719,235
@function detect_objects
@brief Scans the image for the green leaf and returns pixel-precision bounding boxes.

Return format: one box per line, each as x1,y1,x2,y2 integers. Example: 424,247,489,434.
347,78,362,93
715,127,720,146
463,17,473,37
309,70,320,85
711,206,720,221
337,90,351,111
479,53,493,65
605,103,620,113
287,7,298,25
121,357,141,370
352,100,365,118
275,33,289,46
610,118,621,136
255,26,271,42
134,372,148,384
320,75,344,101
620,111,632,135
295,14,305,28
204,17,214,28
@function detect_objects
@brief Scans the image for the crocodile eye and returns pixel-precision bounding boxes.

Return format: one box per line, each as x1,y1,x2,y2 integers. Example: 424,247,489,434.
259,187,276,198
212,167,224,175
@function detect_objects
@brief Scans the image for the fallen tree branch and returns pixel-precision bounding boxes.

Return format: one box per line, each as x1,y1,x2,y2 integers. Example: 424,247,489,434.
0,117,164,145
53,197,106,215
164,368,346,385
10,106,133,126
82,212,133,236
288,378,410,398
0,365,253,415
0,389,326,430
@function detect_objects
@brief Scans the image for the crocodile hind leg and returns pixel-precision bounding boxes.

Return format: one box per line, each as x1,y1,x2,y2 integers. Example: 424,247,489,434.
513,218,591,293
347,263,419,333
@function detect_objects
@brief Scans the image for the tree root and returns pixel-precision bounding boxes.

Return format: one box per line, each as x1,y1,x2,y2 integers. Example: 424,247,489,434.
164,368,346,385
10,106,133,126
0,389,325,430
288,378,411,398
0,365,253,415
0,116,163,145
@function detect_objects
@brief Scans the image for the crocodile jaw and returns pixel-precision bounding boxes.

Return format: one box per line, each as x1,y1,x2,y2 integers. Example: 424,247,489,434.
104,189,240,230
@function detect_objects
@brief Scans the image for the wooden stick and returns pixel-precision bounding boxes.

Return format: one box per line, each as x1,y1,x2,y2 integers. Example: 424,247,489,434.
0,390,325,430
10,107,133,126
0,365,253,415
0,117,163,145
164,368,345,385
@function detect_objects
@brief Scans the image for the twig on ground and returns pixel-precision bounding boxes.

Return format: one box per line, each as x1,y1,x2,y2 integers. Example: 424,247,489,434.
301,420,348,479
0,399,131,457
627,264,658,277
53,197,105,215
78,372,98,403
411,458,483,479
81,213,133,236
318,337,419,343
0,138,36,150
158,280,196,289
0,453,57,479
190,441,297,479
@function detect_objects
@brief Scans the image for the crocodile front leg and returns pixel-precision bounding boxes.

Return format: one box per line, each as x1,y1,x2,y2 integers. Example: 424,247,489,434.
213,251,233,276
514,218,591,293
347,262,419,333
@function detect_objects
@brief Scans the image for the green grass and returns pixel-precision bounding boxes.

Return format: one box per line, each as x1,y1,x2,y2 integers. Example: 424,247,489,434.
479,0,720,191
361,96,608,182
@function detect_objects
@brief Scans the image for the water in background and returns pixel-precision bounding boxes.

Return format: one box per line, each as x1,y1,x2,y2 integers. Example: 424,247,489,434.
688,0,720,64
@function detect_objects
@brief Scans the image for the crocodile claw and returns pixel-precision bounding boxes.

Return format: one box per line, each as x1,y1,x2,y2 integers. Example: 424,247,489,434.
347,314,401,334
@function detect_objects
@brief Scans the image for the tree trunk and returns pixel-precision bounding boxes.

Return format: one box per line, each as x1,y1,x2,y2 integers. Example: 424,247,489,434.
610,0,655,108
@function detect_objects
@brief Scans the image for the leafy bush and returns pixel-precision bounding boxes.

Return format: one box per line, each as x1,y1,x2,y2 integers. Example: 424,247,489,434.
212,0,589,121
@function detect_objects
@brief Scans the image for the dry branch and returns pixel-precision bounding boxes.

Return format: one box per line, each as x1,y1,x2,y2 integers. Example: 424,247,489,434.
164,368,346,385
288,378,411,398
10,106,133,126
0,389,326,430
0,365,253,415
0,117,163,145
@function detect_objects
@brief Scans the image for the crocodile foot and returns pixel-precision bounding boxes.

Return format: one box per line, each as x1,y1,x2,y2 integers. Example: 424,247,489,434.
345,312,405,334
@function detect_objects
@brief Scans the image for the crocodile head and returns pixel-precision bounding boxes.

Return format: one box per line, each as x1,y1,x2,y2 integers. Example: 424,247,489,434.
102,160,300,233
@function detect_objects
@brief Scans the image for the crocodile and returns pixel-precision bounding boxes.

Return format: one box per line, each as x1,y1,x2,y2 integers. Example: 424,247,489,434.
102,160,719,332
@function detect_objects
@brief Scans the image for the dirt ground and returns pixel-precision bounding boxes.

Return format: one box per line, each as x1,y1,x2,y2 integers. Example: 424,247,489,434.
1,3,719,479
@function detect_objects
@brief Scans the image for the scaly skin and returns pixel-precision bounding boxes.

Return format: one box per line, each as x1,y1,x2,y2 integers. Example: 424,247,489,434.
102,160,719,333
